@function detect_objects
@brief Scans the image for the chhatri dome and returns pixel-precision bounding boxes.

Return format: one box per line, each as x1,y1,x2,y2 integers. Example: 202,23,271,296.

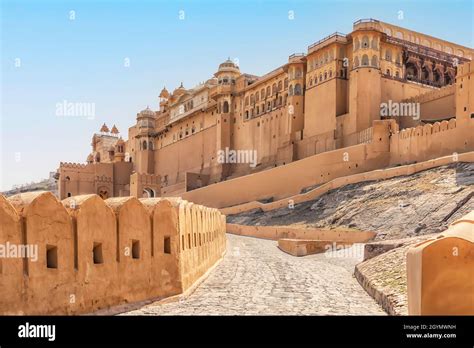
138,106,155,117
159,86,170,99
100,123,110,133
110,124,119,135
217,57,240,74
172,82,186,97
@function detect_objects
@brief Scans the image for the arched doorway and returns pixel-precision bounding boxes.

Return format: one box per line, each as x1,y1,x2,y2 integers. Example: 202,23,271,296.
142,188,155,198
405,62,419,81
97,186,109,199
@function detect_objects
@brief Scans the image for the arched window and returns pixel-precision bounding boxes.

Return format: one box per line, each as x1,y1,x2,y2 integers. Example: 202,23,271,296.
278,81,282,91
354,38,360,51
354,56,360,67
361,36,369,48
294,84,302,95
386,69,391,76
371,55,378,67
395,71,400,78
223,101,229,113
143,140,147,150
255,92,259,102
250,94,254,104
319,74,323,82
245,110,249,119
289,85,294,96
245,96,249,106
272,83,277,95
261,89,265,99
324,71,327,80
149,141,153,150
371,38,378,49
284,78,288,88
361,54,369,66
266,86,271,96
385,49,392,61
329,70,332,78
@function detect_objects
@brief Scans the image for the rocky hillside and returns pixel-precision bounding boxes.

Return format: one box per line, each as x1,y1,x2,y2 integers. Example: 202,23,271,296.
2,176,58,198
227,162,474,241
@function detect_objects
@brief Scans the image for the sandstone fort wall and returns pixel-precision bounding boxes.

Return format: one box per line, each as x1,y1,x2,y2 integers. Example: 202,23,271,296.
0,192,226,314
182,119,474,211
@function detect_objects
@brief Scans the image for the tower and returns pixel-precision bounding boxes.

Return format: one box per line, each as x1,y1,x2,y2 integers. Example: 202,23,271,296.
213,58,241,180
349,26,383,132
135,107,156,174
159,87,170,113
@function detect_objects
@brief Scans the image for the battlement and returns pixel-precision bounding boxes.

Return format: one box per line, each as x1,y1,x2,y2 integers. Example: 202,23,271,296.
59,162,88,169
401,84,455,105
134,173,161,185
0,191,226,314
397,118,456,139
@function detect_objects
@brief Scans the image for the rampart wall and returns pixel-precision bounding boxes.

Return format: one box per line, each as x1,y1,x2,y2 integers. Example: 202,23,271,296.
0,192,226,314
180,119,474,212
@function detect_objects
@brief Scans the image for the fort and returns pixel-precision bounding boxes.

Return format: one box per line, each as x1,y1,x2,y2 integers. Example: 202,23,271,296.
55,19,473,209
1,18,473,315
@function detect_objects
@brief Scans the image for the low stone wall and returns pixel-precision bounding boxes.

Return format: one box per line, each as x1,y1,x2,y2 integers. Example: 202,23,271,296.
407,211,474,315
227,223,375,242
222,151,474,216
278,239,353,257
0,192,226,315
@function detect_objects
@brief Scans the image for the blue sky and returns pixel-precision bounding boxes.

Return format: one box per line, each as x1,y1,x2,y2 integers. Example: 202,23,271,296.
1,0,473,191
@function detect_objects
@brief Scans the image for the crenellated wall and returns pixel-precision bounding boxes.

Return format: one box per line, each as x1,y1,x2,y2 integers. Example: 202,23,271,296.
0,192,226,315
389,118,474,165
178,118,474,211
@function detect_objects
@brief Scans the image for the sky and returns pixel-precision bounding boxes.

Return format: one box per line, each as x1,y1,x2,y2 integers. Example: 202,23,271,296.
1,0,473,191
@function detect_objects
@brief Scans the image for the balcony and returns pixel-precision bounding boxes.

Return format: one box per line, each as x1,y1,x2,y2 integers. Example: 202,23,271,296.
288,53,305,63
353,18,382,32
216,83,233,95
308,32,347,54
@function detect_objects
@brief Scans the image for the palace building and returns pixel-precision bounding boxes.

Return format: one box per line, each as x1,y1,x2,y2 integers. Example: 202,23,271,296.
57,18,474,201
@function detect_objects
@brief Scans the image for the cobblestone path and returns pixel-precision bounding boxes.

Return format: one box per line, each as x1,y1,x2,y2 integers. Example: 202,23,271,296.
123,234,385,315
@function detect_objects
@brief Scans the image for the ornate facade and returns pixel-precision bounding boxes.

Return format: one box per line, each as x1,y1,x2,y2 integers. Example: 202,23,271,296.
58,19,473,200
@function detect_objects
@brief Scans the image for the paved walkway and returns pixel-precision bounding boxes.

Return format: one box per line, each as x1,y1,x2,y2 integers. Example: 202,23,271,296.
123,234,385,315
